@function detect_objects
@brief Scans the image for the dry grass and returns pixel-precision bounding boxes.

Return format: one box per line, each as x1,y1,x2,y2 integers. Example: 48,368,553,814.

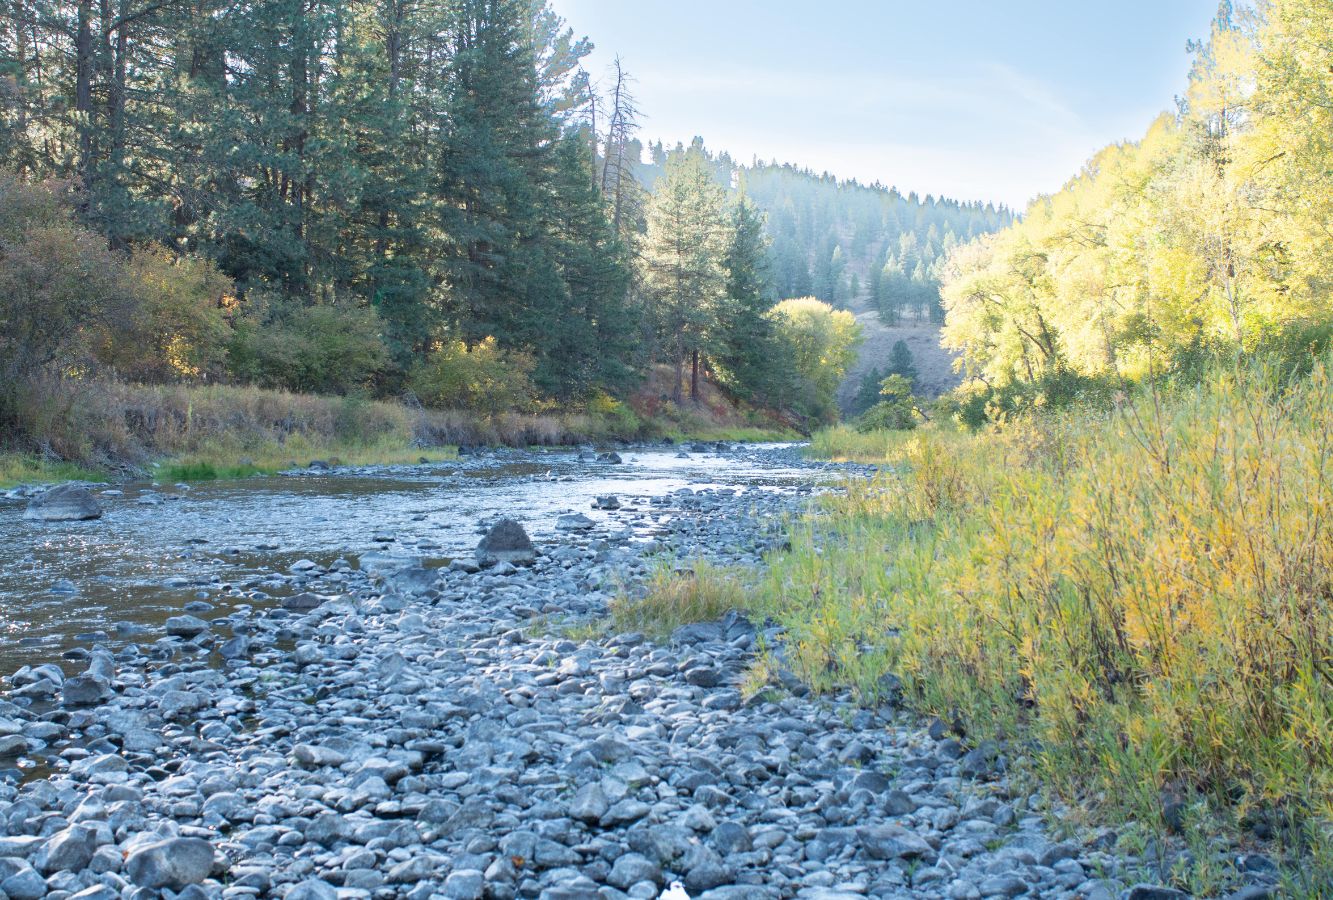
772,361,1333,894
610,560,749,639
1,368,795,484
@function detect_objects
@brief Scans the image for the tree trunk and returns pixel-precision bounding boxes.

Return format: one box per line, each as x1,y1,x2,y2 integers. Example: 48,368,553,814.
75,0,94,194
690,349,700,403
106,0,129,248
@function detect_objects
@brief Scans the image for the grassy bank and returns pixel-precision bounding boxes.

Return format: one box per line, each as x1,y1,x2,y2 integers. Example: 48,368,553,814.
0,455,103,489
770,362,1333,894
609,360,1333,894
1,373,795,487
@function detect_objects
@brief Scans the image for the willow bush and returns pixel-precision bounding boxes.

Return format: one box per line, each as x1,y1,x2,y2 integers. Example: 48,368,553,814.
770,360,1333,887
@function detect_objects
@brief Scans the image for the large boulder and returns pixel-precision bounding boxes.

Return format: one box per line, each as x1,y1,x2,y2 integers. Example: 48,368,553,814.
476,519,536,567
125,837,215,890
62,674,113,707
25,484,102,522
164,614,209,638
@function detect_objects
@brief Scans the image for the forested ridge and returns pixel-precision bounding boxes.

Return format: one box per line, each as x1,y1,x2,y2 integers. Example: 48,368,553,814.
632,145,1014,320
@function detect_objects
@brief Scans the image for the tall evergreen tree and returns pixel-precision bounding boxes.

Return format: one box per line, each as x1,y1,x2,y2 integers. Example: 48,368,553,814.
435,0,563,358
539,132,639,398
641,145,729,402
714,194,781,403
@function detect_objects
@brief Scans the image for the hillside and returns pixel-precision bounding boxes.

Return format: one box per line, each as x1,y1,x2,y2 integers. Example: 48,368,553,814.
630,142,1014,320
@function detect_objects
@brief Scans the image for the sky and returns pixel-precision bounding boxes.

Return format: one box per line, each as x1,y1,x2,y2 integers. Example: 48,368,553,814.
547,0,1223,210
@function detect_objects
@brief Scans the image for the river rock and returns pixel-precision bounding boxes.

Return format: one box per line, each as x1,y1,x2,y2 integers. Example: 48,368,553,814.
0,864,45,900
286,879,338,900
557,513,595,531
24,484,103,522
476,519,536,567
124,837,215,889
593,495,621,510
281,591,327,611
62,673,113,706
857,824,935,860
34,825,99,873
164,614,210,638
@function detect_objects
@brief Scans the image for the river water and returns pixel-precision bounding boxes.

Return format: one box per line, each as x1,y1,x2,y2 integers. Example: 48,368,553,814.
0,445,821,674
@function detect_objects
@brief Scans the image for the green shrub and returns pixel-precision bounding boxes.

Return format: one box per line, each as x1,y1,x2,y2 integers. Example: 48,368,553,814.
228,301,390,395
98,246,233,382
854,374,920,432
408,337,538,415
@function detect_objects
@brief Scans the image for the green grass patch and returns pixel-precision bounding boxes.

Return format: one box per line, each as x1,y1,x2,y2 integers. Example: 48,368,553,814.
157,435,457,481
0,453,102,488
610,559,749,639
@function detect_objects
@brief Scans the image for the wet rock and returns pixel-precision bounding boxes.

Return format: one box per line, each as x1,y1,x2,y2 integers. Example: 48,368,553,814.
598,452,623,464
124,837,215,890
476,519,537,567
219,635,251,658
25,484,103,521
164,614,210,638
557,513,595,531
281,592,327,611
593,495,622,510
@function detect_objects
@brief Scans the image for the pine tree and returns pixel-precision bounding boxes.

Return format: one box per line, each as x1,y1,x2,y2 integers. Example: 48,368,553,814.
714,194,782,403
436,0,563,358
539,132,639,399
885,339,917,385
641,145,730,402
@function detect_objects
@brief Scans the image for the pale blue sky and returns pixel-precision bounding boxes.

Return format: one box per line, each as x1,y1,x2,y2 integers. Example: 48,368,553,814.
548,1,1223,209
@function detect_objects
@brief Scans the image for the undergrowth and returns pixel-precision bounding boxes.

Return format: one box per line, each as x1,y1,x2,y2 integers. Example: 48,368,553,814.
770,359,1333,894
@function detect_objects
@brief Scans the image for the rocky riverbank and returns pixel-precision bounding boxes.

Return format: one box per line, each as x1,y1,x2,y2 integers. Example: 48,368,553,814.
0,448,1265,900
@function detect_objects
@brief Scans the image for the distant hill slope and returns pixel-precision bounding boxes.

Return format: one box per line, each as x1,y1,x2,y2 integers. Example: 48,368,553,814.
630,140,1014,322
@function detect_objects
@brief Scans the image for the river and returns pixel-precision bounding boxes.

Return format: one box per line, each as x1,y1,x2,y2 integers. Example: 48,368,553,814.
0,444,821,674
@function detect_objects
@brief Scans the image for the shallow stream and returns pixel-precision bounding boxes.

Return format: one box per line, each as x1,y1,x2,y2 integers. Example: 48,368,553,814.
0,445,818,673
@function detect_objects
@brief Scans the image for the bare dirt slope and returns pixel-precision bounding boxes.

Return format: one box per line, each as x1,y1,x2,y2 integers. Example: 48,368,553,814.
838,304,962,409
828,234,963,410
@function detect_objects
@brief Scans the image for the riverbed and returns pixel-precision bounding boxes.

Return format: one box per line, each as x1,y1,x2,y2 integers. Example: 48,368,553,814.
0,444,822,673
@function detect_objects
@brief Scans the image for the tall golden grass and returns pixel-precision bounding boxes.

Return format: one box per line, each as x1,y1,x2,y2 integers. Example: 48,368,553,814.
770,361,1333,893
